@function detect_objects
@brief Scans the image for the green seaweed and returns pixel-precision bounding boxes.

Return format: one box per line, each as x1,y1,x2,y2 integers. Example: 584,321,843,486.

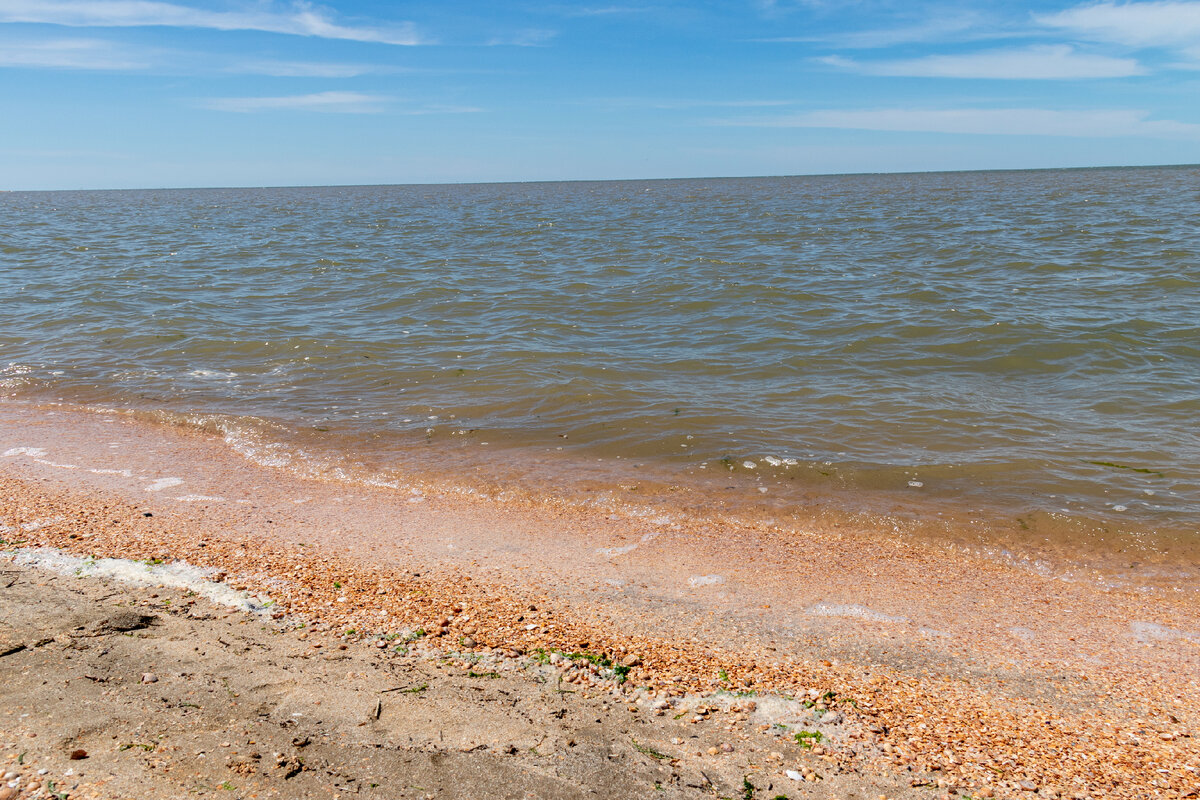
1085,460,1165,477
794,730,823,748
631,739,670,760
568,650,612,668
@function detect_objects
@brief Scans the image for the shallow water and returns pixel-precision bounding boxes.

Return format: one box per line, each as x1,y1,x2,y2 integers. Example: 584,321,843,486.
2,166,1198,557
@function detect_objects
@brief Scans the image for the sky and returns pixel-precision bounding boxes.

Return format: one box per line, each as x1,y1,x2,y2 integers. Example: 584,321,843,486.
2,0,1200,189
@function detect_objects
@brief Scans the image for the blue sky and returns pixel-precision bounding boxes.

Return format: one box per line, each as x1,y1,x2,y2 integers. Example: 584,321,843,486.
3,0,1200,189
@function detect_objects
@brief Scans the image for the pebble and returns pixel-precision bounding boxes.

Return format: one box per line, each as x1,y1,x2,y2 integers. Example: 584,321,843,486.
461,636,477,648
785,769,804,781
69,749,87,760
0,787,16,800
141,673,158,684
621,654,641,667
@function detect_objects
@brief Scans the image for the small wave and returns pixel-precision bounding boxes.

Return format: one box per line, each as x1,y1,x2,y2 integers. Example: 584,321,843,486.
6,546,271,613
806,603,907,623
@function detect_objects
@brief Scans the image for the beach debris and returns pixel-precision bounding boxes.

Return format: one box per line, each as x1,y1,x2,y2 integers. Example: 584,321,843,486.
275,753,303,779
90,610,155,635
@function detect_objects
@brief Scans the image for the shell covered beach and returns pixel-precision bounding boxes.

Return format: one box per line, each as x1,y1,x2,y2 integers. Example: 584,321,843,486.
2,401,1197,800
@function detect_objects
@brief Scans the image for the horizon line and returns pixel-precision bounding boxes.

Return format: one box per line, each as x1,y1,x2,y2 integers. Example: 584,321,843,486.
5,160,1198,193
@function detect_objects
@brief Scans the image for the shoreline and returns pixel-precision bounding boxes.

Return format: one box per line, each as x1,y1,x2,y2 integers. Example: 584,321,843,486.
6,397,1197,589
2,403,1198,798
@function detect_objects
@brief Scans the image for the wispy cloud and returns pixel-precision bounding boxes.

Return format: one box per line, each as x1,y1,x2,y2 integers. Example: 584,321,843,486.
197,92,485,115
1037,1,1200,48
715,107,1200,138
0,36,146,69
200,91,390,113
395,104,484,115
0,0,427,45
229,60,378,78
561,6,652,17
759,12,996,49
591,97,795,110
486,28,557,46
822,45,1145,79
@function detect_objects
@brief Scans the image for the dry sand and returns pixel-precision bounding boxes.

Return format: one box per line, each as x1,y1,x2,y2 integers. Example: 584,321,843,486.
2,402,1198,799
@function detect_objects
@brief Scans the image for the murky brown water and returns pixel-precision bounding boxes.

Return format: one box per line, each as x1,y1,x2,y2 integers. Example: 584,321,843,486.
3,167,1198,563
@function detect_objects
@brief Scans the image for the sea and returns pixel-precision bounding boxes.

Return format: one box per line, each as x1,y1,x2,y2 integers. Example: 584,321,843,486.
3,165,1198,569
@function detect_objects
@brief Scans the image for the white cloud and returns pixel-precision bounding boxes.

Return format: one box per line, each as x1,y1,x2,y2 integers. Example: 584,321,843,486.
592,97,795,110
395,104,484,115
758,12,996,49
1037,1,1200,48
822,45,1145,79
562,6,650,16
716,107,1200,138
0,0,426,45
230,60,376,78
0,36,146,68
200,91,389,113
486,28,557,46
198,93,484,115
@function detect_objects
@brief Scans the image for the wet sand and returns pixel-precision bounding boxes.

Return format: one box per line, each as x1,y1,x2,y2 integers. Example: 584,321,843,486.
1,402,1198,799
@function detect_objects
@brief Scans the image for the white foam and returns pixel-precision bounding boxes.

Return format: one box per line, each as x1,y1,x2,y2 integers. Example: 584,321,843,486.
145,477,183,492
1130,621,1200,644
597,544,638,557
89,468,134,477
3,447,47,458
187,369,238,380
688,574,725,586
20,517,63,532
5,547,271,613
176,494,226,503
806,603,907,623
34,458,79,469
596,531,662,558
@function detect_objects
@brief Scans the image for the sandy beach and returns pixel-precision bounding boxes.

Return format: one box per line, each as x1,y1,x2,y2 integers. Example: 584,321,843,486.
2,402,1198,799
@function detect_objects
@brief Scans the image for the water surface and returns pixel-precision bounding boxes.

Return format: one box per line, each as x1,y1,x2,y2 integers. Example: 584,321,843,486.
2,167,1198,563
